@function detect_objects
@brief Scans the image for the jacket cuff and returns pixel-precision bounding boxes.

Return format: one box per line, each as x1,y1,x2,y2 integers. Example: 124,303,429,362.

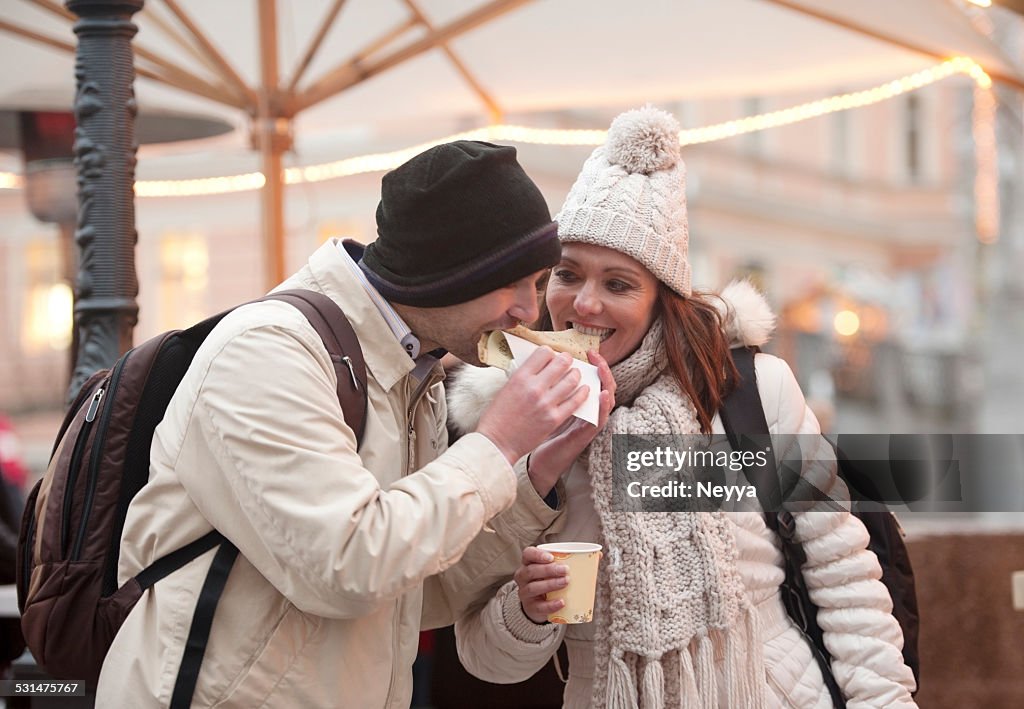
516,455,565,515
499,582,558,644
479,458,564,541
445,432,518,518
467,456,563,542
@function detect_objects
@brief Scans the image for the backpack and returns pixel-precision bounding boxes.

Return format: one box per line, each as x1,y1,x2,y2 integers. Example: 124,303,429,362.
15,289,368,703
719,347,920,707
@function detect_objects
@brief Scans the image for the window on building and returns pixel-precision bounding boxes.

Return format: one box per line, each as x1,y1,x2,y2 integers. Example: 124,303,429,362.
742,96,764,156
22,238,72,353
832,102,850,178
159,232,208,331
905,94,921,182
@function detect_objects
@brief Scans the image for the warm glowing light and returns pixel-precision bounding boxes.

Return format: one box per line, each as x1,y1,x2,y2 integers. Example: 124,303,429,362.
966,0,992,7
0,58,996,198
25,282,74,351
134,172,266,197
47,283,74,349
159,233,209,329
834,310,861,337
679,57,989,144
125,57,993,197
0,172,23,190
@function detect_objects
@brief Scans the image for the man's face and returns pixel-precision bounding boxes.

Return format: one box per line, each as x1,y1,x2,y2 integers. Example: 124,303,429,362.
420,269,548,364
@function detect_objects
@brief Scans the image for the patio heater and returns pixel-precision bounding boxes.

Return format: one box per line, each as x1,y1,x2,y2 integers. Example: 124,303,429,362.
0,0,231,404
1,103,230,401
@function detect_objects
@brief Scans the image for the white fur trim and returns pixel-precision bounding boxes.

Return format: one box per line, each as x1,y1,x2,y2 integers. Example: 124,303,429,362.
714,279,777,347
445,364,509,437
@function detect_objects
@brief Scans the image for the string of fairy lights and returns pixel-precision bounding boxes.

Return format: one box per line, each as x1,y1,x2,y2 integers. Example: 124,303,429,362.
0,56,1001,241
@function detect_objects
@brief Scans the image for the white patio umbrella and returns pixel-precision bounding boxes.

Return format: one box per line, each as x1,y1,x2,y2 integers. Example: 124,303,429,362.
2,0,1022,286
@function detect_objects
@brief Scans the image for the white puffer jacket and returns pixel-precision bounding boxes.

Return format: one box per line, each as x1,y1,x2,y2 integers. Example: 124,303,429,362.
448,282,917,708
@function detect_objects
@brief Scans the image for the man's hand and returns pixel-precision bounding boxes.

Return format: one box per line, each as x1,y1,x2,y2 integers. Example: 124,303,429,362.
514,546,569,624
525,350,615,497
475,348,590,465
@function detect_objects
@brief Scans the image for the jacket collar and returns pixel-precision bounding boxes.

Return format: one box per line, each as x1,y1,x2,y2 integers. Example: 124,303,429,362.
286,239,417,392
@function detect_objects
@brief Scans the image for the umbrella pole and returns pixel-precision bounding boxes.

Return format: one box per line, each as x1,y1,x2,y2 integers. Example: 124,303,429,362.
259,122,287,290
258,0,288,290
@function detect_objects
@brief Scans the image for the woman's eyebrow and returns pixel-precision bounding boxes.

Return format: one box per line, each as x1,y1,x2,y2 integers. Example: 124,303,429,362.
558,258,643,280
603,268,644,279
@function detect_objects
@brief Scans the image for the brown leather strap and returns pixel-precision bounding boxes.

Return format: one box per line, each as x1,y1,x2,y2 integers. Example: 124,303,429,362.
261,290,368,447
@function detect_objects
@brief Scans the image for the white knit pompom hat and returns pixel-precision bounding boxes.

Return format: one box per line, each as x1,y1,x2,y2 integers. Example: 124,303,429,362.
556,105,691,296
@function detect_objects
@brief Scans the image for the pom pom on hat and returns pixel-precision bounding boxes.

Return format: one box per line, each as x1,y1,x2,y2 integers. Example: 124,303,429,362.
556,105,692,296
606,106,681,175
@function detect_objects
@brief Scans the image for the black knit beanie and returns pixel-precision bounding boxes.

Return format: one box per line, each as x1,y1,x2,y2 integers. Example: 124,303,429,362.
360,140,560,307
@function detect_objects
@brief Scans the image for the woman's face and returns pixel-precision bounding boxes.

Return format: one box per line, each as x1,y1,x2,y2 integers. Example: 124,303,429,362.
546,242,660,366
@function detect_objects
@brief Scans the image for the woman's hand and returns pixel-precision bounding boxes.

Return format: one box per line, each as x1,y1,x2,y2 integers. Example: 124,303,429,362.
526,350,616,497
514,546,570,624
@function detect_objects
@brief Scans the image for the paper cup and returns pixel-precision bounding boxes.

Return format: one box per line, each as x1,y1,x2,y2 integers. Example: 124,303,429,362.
538,542,602,624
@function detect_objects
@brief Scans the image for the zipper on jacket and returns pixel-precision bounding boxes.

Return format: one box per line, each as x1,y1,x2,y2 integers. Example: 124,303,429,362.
60,386,105,557
403,371,439,474
385,369,441,707
407,424,417,474
71,354,128,561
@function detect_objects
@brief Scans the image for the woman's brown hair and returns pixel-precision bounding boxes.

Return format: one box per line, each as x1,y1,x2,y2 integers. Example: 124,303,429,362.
658,284,739,434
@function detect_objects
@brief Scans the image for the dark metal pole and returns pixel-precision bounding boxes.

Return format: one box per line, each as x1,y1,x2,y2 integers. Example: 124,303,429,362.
64,0,144,402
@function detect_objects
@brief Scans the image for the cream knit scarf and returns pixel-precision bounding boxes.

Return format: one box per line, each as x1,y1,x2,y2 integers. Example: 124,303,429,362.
588,319,766,709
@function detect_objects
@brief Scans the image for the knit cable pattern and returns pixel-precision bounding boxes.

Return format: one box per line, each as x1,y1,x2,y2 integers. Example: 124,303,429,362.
555,106,692,296
586,321,766,709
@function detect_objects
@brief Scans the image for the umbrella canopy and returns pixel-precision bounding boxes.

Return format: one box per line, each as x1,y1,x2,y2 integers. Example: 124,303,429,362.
1,0,1021,284
2,0,1021,153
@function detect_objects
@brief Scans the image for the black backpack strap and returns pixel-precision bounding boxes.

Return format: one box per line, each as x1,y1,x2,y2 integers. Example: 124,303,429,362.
720,347,846,708
126,530,235,709
134,530,226,590
263,289,369,447
719,347,769,437
169,541,239,709
720,347,784,521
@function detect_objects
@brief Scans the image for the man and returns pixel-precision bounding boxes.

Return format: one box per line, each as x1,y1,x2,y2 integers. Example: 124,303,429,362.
96,141,599,707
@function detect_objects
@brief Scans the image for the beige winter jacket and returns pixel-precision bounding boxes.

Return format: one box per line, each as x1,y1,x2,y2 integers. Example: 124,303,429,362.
453,357,917,708
95,240,558,708
448,283,917,708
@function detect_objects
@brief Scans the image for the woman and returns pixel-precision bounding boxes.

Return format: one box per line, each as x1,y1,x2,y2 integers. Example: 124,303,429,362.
448,107,917,708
